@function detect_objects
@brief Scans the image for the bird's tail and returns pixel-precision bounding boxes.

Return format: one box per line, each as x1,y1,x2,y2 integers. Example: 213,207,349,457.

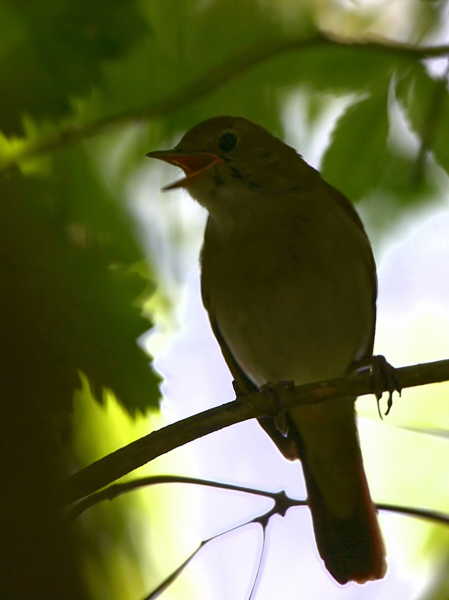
290,400,386,584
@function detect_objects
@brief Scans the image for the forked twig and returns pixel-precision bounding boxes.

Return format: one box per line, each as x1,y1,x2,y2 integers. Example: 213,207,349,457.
67,474,449,599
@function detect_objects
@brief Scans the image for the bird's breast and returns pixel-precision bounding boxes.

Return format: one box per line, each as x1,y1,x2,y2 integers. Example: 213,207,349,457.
201,201,374,387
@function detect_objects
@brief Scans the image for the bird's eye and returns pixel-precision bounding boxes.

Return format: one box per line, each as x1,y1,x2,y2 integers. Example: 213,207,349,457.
218,131,238,152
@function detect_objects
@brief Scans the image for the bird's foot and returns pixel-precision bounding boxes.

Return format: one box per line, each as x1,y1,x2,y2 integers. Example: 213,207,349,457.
261,381,299,460
260,380,295,435
352,355,401,418
236,379,299,460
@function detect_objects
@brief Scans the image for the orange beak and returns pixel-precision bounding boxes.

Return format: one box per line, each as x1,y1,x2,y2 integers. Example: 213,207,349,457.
146,150,223,190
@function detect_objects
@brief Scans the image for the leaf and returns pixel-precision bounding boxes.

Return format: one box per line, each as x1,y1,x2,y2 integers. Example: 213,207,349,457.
396,63,449,177
0,146,161,416
0,0,149,134
321,93,389,201
1,1,416,173
320,91,439,226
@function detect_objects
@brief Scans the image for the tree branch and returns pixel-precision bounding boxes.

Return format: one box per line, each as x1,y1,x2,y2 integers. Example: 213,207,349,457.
66,474,287,519
62,357,449,505
2,32,449,172
67,473,449,599
66,473,449,529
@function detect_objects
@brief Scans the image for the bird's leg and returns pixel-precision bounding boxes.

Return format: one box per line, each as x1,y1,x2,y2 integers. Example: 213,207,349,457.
260,381,296,433
259,381,299,461
232,379,252,397
233,378,299,460
352,355,401,418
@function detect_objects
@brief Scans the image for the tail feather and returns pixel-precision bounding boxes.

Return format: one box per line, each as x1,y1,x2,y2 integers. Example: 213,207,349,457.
289,403,386,584
301,447,386,584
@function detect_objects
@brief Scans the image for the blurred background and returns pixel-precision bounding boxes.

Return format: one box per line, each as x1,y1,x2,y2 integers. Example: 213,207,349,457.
1,0,449,598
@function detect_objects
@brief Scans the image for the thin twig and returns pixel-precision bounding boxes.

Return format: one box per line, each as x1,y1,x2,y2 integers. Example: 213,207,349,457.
66,474,282,519
142,544,200,600
61,357,449,505
89,474,448,599
66,473,449,529
376,503,449,527
143,514,265,600
1,32,449,172
142,485,296,600
248,525,268,600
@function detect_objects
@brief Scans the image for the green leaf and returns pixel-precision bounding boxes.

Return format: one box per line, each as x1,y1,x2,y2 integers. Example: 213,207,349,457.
321,94,389,201
396,63,449,176
0,0,149,133
321,90,438,228
0,146,160,416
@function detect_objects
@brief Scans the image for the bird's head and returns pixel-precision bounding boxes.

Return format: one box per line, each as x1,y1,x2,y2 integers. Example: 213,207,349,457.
146,116,308,216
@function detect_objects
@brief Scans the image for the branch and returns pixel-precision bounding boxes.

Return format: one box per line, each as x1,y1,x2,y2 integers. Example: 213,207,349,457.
2,32,449,172
68,474,449,599
66,474,449,529
66,474,288,519
62,357,449,505
142,509,269,600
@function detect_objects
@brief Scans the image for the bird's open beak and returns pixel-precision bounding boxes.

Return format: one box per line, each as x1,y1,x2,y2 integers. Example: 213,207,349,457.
146,150,223,190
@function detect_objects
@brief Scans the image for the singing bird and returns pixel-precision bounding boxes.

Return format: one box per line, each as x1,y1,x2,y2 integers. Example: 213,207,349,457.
147,116,386,584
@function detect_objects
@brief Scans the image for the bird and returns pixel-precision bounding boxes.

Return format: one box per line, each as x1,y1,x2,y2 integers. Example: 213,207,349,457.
147,115,386,585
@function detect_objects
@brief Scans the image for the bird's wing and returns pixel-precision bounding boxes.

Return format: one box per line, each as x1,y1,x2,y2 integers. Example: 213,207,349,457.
326,182,377,361
200,219,299,459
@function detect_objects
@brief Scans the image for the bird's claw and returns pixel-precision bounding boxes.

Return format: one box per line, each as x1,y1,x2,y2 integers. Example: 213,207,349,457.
260,380,295,435
254,381,299,461
353,355,401,419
